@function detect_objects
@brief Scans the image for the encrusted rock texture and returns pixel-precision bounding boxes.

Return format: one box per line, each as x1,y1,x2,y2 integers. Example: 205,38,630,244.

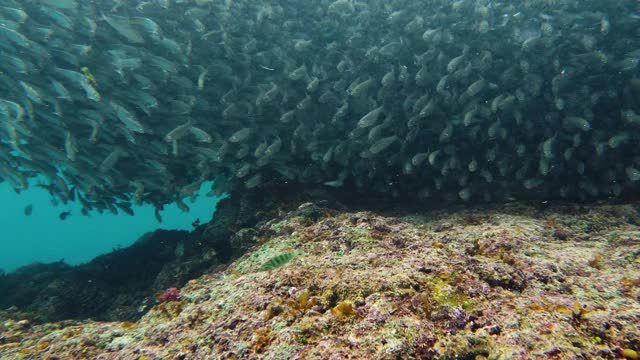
1,201,639,359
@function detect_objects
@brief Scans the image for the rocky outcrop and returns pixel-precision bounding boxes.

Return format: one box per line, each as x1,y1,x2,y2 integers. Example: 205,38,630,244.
1,200,639,359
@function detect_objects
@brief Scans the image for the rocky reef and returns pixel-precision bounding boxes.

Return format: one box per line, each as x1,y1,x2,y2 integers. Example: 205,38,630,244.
0,228,220,322
1,197,639,359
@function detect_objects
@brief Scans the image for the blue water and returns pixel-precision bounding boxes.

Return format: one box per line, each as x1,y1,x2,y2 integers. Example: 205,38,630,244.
0,180,222,273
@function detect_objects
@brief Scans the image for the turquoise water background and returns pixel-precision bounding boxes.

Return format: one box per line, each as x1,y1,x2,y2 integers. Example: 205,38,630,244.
0,180,221,273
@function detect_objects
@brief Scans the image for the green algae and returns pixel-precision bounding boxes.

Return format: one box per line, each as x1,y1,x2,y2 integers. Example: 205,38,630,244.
269,219,290,233
429,277,473,310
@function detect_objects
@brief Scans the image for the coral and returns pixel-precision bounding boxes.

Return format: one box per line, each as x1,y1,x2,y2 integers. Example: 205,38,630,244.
622,349,639,360
156,288,181,302
330,300,356,319
285,290,315,317
588,253,604,269
251,327,275,354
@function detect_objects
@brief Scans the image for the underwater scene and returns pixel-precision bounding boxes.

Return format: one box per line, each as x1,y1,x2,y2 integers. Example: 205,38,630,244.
0,0,639,358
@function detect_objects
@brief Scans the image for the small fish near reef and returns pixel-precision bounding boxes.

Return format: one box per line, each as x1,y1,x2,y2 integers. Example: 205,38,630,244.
259,252,298,271
23,204,33,216
59,211,71,220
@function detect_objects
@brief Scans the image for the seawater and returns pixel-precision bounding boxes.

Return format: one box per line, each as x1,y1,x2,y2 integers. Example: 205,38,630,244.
0,180,221,273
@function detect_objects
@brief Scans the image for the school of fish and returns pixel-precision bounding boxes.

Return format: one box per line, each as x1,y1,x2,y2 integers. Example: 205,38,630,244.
1,0,639,217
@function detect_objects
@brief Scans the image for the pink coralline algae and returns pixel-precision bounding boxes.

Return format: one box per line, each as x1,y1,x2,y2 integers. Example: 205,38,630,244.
156,287,181,302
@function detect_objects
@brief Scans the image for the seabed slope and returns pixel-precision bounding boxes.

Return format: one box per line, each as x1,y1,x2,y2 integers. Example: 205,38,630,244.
1,200,639,359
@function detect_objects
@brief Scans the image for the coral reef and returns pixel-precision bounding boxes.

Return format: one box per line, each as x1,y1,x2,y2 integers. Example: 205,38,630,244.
1,200,639,359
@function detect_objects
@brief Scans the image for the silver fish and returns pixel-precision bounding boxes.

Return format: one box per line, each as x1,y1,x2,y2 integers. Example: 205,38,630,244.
110,102,146,133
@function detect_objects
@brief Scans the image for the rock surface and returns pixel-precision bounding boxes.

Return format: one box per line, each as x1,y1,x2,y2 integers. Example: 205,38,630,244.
0,229,219,322
1,200,639,359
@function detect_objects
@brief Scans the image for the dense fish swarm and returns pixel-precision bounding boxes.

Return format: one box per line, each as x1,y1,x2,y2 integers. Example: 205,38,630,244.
1,0,640,214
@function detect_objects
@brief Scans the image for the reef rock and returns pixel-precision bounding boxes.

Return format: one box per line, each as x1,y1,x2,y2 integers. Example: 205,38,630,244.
1,200,639,359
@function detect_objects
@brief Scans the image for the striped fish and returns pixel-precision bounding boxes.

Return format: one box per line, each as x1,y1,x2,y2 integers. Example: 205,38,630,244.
259,252,297,271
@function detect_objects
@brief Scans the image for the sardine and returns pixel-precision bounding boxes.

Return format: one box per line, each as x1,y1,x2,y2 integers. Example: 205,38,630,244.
357,106,384,128
110,102,146,133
